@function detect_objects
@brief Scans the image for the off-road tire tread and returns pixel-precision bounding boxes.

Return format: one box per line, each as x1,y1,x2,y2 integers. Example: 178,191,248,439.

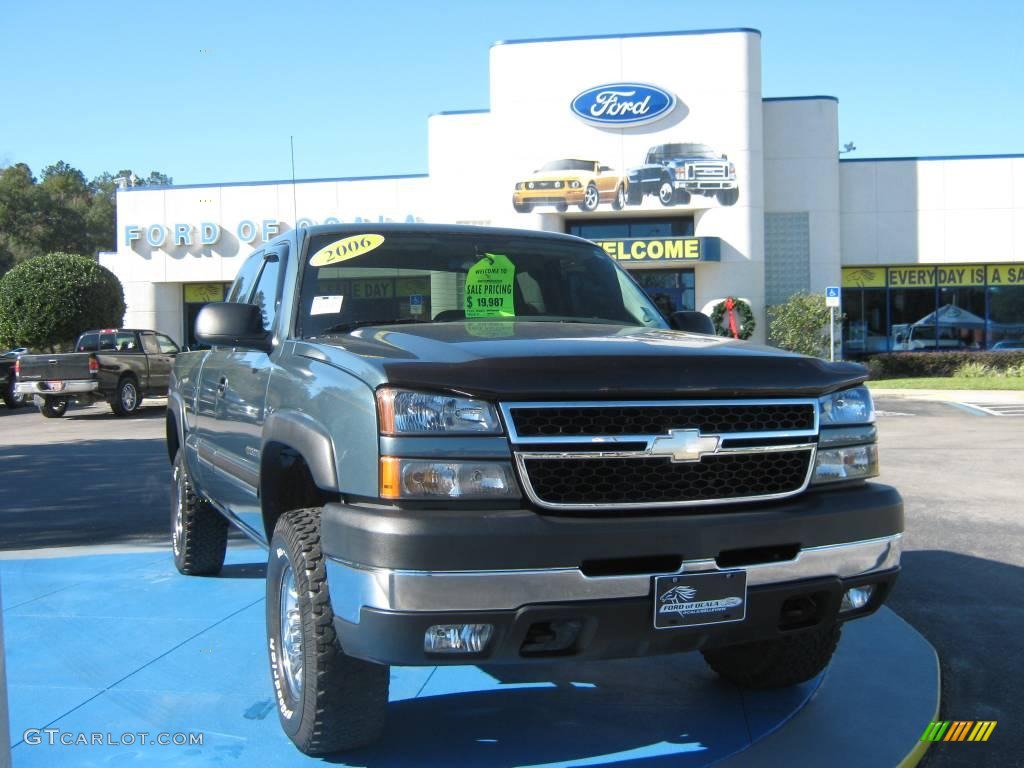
273,508,389,754
173,453,227,575
701,623,841,689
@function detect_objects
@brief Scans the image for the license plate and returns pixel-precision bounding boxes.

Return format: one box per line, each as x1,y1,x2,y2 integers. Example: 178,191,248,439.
45,381,66,391
653,571,747,630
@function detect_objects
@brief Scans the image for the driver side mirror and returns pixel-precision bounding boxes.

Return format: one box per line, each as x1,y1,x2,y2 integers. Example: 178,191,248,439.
195,302,272,352
669,311,715,335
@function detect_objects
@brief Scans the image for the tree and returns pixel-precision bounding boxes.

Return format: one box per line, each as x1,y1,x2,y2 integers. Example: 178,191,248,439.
0,162,173,277
768,291,836,358
0,252,125,350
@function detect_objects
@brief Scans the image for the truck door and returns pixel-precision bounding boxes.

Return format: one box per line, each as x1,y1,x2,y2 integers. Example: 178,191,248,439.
206,246,285,538
146,332,179,393
193,252,264,500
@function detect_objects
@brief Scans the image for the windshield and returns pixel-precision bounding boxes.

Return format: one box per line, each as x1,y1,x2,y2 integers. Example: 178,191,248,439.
298,231,668,338
540,159,596,172
649,144,718,161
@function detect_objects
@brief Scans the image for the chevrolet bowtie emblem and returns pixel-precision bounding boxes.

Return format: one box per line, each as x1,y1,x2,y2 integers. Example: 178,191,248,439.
649,429,720,462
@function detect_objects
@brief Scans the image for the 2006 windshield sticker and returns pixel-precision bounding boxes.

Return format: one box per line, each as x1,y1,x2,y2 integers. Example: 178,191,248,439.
465,254,515,318
309,234,385,267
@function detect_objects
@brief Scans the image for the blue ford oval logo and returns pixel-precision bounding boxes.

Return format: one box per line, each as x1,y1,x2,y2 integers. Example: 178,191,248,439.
571,82,676,127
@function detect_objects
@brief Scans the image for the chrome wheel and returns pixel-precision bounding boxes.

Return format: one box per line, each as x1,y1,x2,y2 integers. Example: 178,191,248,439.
279,564,304,700
581,183,599,211
659,181,675,206
172,467,184,556
121,380,138,411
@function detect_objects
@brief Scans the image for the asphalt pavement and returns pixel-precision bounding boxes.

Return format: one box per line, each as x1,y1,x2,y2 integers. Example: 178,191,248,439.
0,395,1020,766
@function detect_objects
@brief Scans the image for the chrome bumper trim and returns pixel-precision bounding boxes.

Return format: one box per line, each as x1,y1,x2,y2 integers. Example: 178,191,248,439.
325,534,901,623
16,380,99,395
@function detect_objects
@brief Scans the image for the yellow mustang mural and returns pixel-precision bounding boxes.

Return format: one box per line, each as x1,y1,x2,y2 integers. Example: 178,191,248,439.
513,159,628,213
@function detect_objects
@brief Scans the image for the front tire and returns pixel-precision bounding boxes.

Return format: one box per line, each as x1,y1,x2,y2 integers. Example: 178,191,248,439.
717,188,739,205
579,183,600,212
111,377,142,417
171,451,227,575
267,509,389,755
702,623,841,689
39,397,68,418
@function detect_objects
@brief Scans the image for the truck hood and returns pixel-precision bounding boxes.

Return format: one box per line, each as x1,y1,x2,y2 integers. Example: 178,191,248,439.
298,322,867,399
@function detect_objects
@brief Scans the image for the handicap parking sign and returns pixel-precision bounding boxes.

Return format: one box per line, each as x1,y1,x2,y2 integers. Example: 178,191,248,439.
826,286,841,307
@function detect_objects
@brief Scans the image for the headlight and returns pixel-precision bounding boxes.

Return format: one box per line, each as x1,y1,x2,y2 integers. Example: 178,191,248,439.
570,180,582,189
812,444,879,484
818,386,874,425
380,458,520,499
515,182,523,190
377,388,502,435
554,181,563,189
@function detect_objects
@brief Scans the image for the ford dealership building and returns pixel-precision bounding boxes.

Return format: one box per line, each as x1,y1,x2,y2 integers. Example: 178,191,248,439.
104,27,1024,352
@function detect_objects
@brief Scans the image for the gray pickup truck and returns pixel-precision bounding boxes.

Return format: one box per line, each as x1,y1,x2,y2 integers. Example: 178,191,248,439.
167,224,902,755
16,328,179,417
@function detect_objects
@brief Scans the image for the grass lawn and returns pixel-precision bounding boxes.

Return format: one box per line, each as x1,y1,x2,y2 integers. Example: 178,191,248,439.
868,377,1024,390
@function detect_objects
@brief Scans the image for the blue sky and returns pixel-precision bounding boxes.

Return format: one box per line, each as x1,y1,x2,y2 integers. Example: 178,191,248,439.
3,0,1022,185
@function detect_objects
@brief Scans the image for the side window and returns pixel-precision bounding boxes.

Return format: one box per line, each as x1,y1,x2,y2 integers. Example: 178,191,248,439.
156,334,179,354
226,251,265,303
115,331,137,352
76,333,99,352
249,250,284,333
99,332,117,351
140,333,159,354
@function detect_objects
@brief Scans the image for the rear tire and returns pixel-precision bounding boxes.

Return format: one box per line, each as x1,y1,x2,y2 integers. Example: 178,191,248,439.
39,397,68,418
702,623,841,689
3,379,25,408
111,376,142,417
171,451,228,575
267,508,389,755
611,184,626,210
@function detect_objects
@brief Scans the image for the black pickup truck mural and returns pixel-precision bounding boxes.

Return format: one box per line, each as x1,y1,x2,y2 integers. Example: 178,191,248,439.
627,143,739,206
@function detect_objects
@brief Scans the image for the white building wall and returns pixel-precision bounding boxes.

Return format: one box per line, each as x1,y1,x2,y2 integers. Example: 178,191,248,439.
763,98,841,293
840,156,1024,265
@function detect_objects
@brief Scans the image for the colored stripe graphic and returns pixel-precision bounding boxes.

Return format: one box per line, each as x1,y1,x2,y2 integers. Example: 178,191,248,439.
969,722,997,742
922,721,997,742
945,721,972,741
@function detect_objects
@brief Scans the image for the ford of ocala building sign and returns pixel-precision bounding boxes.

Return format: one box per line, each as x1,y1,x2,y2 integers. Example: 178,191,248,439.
103,27,1024,353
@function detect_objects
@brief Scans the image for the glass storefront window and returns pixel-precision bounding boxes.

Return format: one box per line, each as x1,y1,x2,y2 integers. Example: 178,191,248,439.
989,285,1024,349
889,288,941,351
631,269,696,314
937,287,987,350
842,289,888,356
567,216,695,240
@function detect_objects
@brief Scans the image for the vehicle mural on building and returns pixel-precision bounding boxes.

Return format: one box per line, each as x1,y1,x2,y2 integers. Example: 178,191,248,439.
512,144,739,214
627,143,738,206
512,159,627,213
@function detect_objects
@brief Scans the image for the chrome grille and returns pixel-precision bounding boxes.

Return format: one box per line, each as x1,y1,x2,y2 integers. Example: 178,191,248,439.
501,400,819,511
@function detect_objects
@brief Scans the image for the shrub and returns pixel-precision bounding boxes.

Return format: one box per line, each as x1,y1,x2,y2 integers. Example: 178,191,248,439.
867,351,1024,379
768,292,835,358
955,361,995,378
0,252,125,350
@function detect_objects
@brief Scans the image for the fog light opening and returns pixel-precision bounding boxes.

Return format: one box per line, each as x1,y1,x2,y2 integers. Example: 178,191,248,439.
424,623,494,654
840,585,875,613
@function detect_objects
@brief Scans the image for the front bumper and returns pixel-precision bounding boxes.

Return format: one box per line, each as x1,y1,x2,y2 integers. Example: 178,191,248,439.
674,179,737,191
322,483,903,665
15,380,98,395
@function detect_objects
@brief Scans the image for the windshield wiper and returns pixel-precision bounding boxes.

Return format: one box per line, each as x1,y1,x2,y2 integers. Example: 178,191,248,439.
318,318,423,335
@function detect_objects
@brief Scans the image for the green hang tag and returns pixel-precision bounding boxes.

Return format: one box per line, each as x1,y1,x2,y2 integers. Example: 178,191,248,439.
465,253,516,318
